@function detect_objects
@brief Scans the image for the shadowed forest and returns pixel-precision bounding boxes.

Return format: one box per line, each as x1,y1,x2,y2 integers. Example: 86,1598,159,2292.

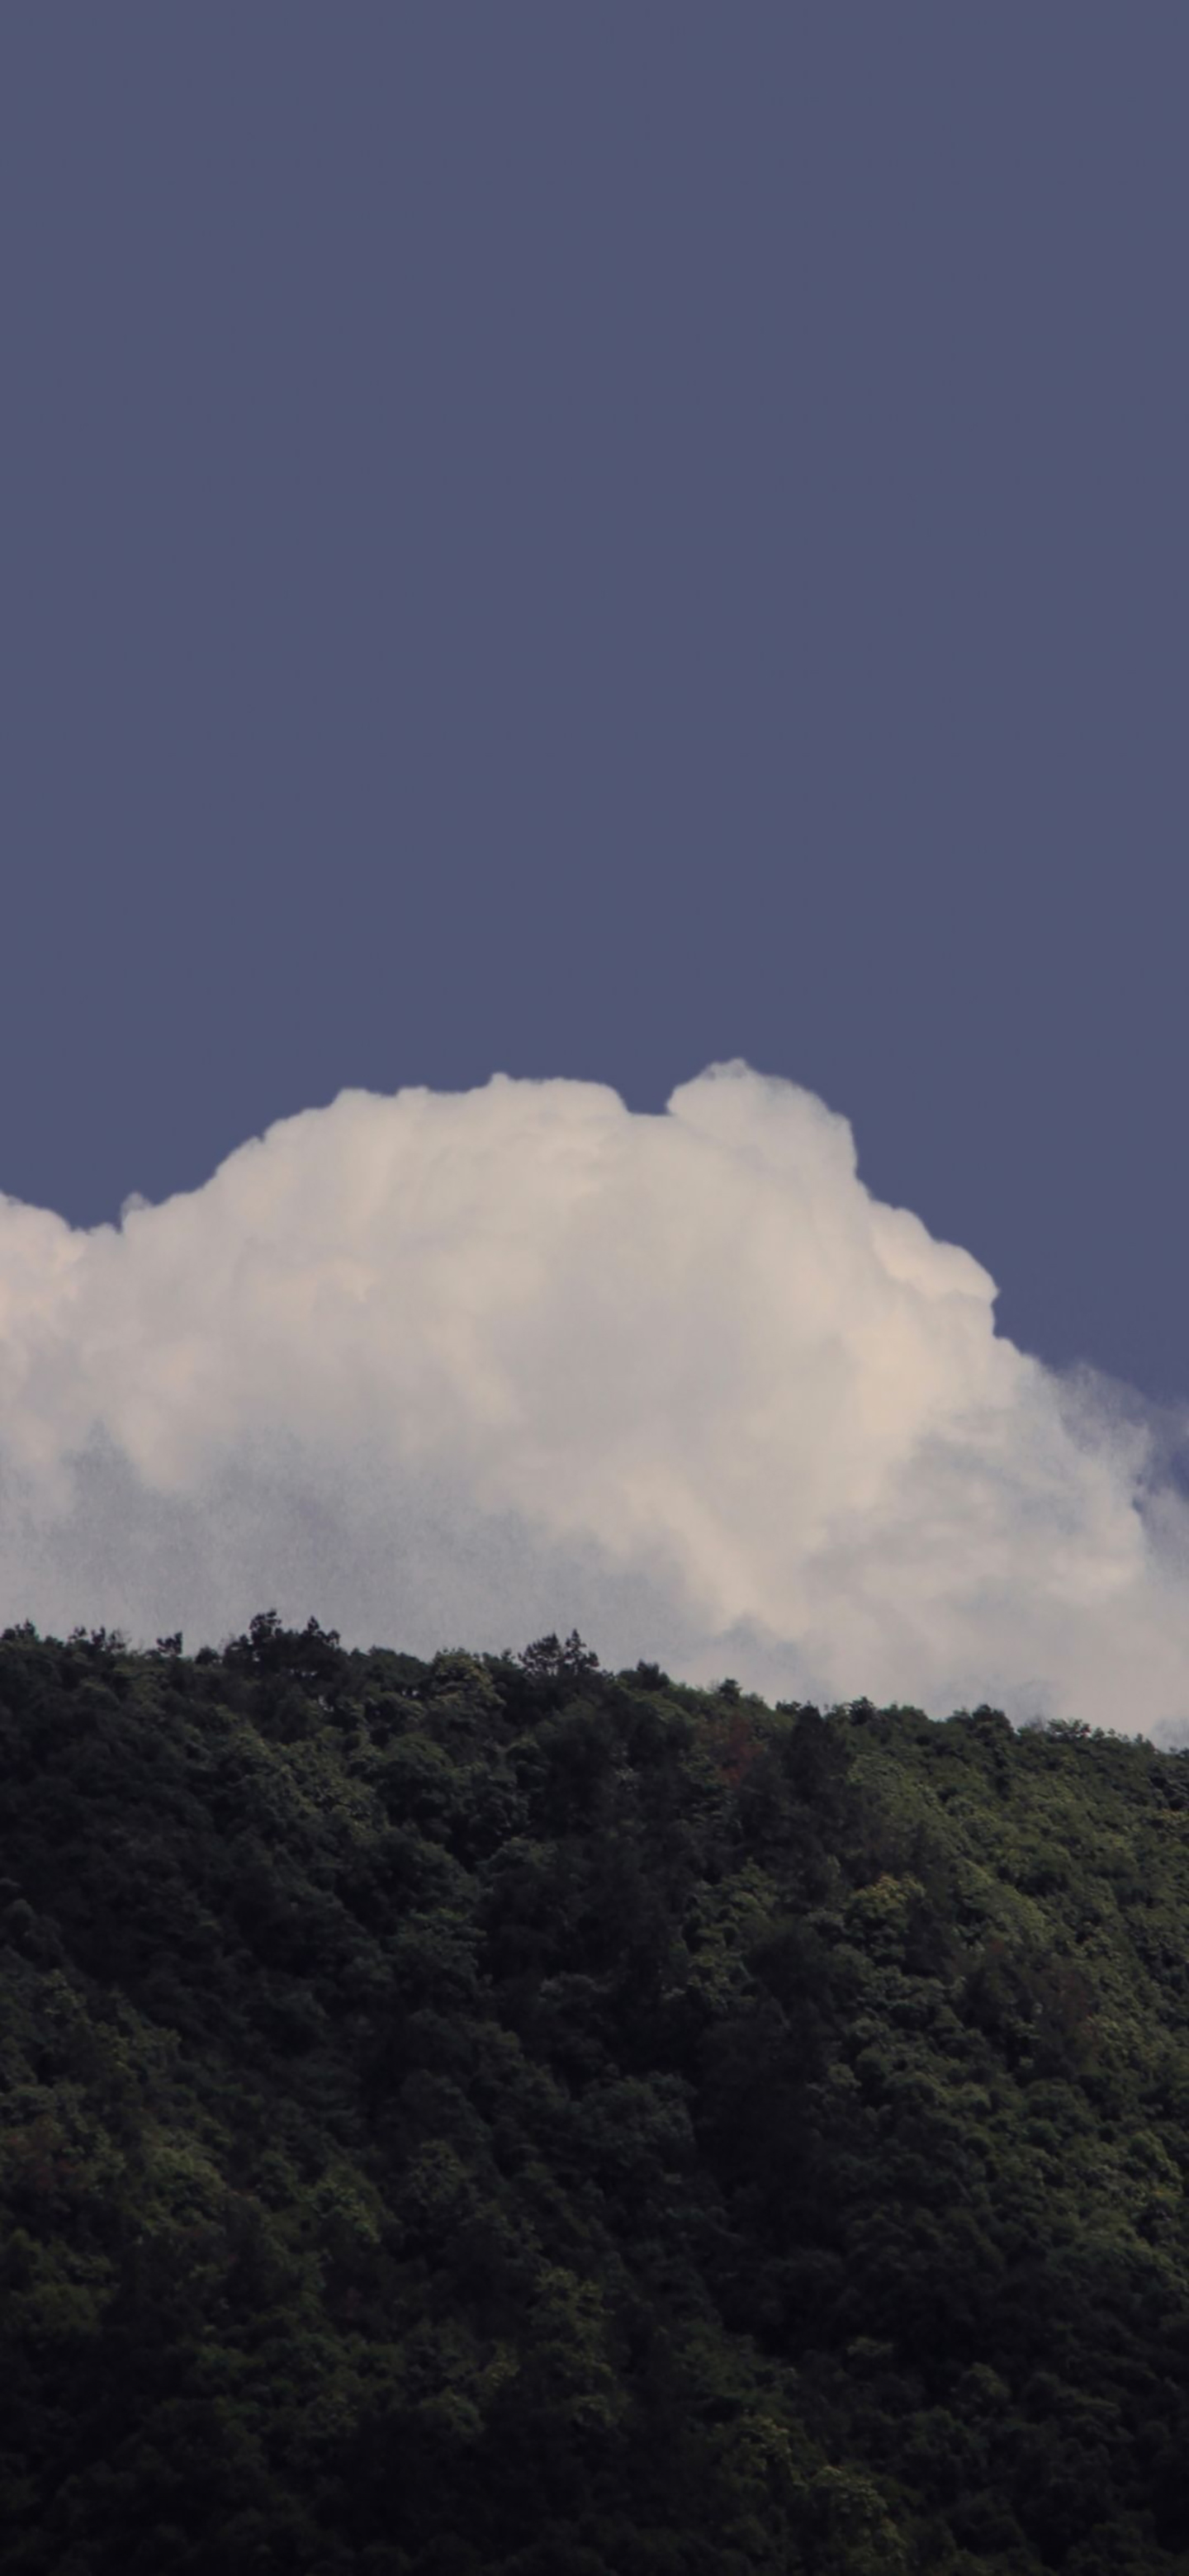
2,1616,1189,2574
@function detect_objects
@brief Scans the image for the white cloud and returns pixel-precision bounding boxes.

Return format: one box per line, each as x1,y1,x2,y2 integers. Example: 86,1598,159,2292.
2,1062,1187,1739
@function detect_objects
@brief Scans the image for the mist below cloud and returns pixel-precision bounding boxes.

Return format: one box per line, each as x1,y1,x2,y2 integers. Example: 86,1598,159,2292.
2,1063,1187,1739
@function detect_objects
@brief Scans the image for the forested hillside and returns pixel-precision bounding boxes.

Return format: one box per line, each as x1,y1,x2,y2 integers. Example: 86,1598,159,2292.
2,1617,1189,2575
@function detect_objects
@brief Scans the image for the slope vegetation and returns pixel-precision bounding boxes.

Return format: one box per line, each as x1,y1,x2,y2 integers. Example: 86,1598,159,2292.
2,1617,1189,2574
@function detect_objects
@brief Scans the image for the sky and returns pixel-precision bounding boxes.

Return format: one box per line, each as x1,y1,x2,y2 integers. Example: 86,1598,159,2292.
2,10,1187,1728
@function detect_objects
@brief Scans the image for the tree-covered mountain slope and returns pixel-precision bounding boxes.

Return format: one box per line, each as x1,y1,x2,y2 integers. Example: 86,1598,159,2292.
2,1616,1188,2575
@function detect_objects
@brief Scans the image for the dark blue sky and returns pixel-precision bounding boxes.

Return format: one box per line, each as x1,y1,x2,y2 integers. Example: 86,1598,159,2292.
2,7,1186,1401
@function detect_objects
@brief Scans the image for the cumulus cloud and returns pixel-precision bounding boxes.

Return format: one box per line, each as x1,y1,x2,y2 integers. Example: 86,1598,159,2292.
2,1063,1187,1739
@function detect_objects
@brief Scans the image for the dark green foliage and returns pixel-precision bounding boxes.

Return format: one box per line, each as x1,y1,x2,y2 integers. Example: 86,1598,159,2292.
2,1621,1189,2572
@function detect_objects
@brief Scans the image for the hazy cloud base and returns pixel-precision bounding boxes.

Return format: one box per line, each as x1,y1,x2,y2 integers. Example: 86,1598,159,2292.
2,1063,1187,1740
